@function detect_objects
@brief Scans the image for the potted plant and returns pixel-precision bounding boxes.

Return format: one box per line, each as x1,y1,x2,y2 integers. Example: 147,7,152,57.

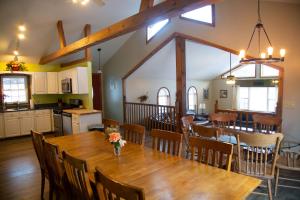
6,61,27,72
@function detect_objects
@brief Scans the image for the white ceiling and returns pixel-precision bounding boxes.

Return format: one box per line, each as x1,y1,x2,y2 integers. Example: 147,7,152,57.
0,0,140,66
130,39,240,81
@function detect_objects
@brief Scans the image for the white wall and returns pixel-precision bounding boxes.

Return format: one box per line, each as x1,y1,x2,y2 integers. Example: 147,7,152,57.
210,78,235,111
125,77,211,112
103,0,300,141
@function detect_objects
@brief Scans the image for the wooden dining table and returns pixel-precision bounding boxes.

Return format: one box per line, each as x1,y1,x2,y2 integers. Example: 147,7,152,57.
48,131,261,200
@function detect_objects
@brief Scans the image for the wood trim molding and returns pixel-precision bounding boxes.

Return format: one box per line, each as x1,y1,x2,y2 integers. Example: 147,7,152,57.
140,0,154,12
39,0,221,64
57,20,66,48
175,36,186,132
84,24,92,61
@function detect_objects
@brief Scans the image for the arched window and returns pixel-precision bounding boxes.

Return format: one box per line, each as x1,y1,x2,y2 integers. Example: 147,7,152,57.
187,86,198,111
157,87,170,106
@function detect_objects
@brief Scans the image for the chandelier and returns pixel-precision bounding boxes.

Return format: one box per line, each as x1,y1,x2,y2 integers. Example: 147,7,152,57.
239,0,286,64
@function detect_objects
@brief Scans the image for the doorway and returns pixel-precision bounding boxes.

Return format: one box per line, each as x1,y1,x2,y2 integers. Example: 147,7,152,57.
92,73,102,110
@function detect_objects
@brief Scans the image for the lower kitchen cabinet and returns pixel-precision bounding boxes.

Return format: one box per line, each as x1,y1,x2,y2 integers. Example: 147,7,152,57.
2,109,53,138
35,114,52,132
0,114,4,138
4,112,21,137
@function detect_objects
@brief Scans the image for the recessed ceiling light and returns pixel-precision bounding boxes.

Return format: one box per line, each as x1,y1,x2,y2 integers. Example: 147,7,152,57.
13,50,19,56
18,25,26,32
81,0,90,5
18,33,25,40
72,0,78,3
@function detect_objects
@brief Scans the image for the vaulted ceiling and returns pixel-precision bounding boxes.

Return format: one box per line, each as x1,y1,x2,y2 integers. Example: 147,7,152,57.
0,0,298,69
0,0,140,67
130,39,240,81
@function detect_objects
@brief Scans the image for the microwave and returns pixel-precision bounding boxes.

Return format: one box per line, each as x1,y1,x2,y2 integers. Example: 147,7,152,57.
62,78,72,93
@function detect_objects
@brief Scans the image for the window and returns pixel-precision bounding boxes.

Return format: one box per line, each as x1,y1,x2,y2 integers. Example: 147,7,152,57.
181,5,214,25
187,86,197,111
222,64,256,78
237,87,278,112
261,64,279,77
147,19,169,42
1,75,29,103
157,87,170,106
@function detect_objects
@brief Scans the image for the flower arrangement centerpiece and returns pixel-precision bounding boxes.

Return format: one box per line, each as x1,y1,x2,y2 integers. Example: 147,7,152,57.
108,132,126,156
105,127,119,139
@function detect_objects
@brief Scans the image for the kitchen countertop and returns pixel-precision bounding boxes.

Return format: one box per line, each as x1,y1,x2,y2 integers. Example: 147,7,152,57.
0,107,53,113
62,109,102,115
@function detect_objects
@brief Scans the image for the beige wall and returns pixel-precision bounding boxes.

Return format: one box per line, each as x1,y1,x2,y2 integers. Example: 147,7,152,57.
103,0,300,141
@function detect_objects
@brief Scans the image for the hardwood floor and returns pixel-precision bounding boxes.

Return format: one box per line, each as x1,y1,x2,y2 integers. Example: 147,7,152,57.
0,134,299,200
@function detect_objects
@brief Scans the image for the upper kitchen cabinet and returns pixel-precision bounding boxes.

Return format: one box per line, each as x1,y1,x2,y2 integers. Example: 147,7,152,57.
71,67,88,94
47,72,59,94
58,67,88,94
33,72,47,94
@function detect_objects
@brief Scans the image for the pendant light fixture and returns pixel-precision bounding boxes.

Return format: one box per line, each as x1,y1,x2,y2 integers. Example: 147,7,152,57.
226,53,236,85
97,48,102,73
239,0,286,64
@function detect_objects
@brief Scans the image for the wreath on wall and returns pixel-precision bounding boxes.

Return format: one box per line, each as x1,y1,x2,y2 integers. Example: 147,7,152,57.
6,61,27,72
138,93,148,103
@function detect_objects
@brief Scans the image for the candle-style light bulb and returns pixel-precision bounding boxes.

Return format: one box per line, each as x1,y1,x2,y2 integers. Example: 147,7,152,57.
239,50,245,59
267,46,273,57
260,52,266,59
280,49,286,57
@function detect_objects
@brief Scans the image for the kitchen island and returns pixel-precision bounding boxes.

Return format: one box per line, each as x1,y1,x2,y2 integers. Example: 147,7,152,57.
62,109,102,134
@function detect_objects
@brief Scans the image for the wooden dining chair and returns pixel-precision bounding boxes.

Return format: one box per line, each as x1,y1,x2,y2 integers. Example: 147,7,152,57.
94,167,145,200
103,118,120,129
252,114,282,134
210,113,238,129
189,137,233,171
274,145,300,197
43,140,66,200
151,129,183,156
181,115,194,158
121,124,145,146
236,132,283,200
31,130,48,199
191,124,219,140
62,151,94,200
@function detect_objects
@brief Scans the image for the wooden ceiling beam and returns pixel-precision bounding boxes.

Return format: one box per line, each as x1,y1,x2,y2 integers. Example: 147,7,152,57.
84,24,92,61
139,0,154,12
39,0,221,64
57,20,67,48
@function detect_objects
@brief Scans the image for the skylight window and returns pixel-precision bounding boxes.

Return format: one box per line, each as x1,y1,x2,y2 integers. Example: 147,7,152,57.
147,19,169,42
181,5,214,25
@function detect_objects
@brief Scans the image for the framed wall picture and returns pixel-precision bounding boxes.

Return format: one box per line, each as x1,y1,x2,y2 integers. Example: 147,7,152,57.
203,89,209,99
220,90,228,98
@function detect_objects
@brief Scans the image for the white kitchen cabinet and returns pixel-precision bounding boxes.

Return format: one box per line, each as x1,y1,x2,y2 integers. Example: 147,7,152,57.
47,72,58,94
71,112,101,134
58,67,88,94
33,72,48,94
4,112,21,137
20,111,35,135
0,114,4,138
34,110,52,133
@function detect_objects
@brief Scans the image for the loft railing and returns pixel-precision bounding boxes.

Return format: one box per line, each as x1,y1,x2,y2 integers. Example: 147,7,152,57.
124,102,176,131
214,100,279,132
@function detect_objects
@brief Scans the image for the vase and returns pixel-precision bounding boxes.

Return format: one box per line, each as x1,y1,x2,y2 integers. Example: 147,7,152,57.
114,146,121,156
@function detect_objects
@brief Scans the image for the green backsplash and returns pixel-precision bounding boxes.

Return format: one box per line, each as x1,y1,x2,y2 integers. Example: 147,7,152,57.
0,61,93,109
